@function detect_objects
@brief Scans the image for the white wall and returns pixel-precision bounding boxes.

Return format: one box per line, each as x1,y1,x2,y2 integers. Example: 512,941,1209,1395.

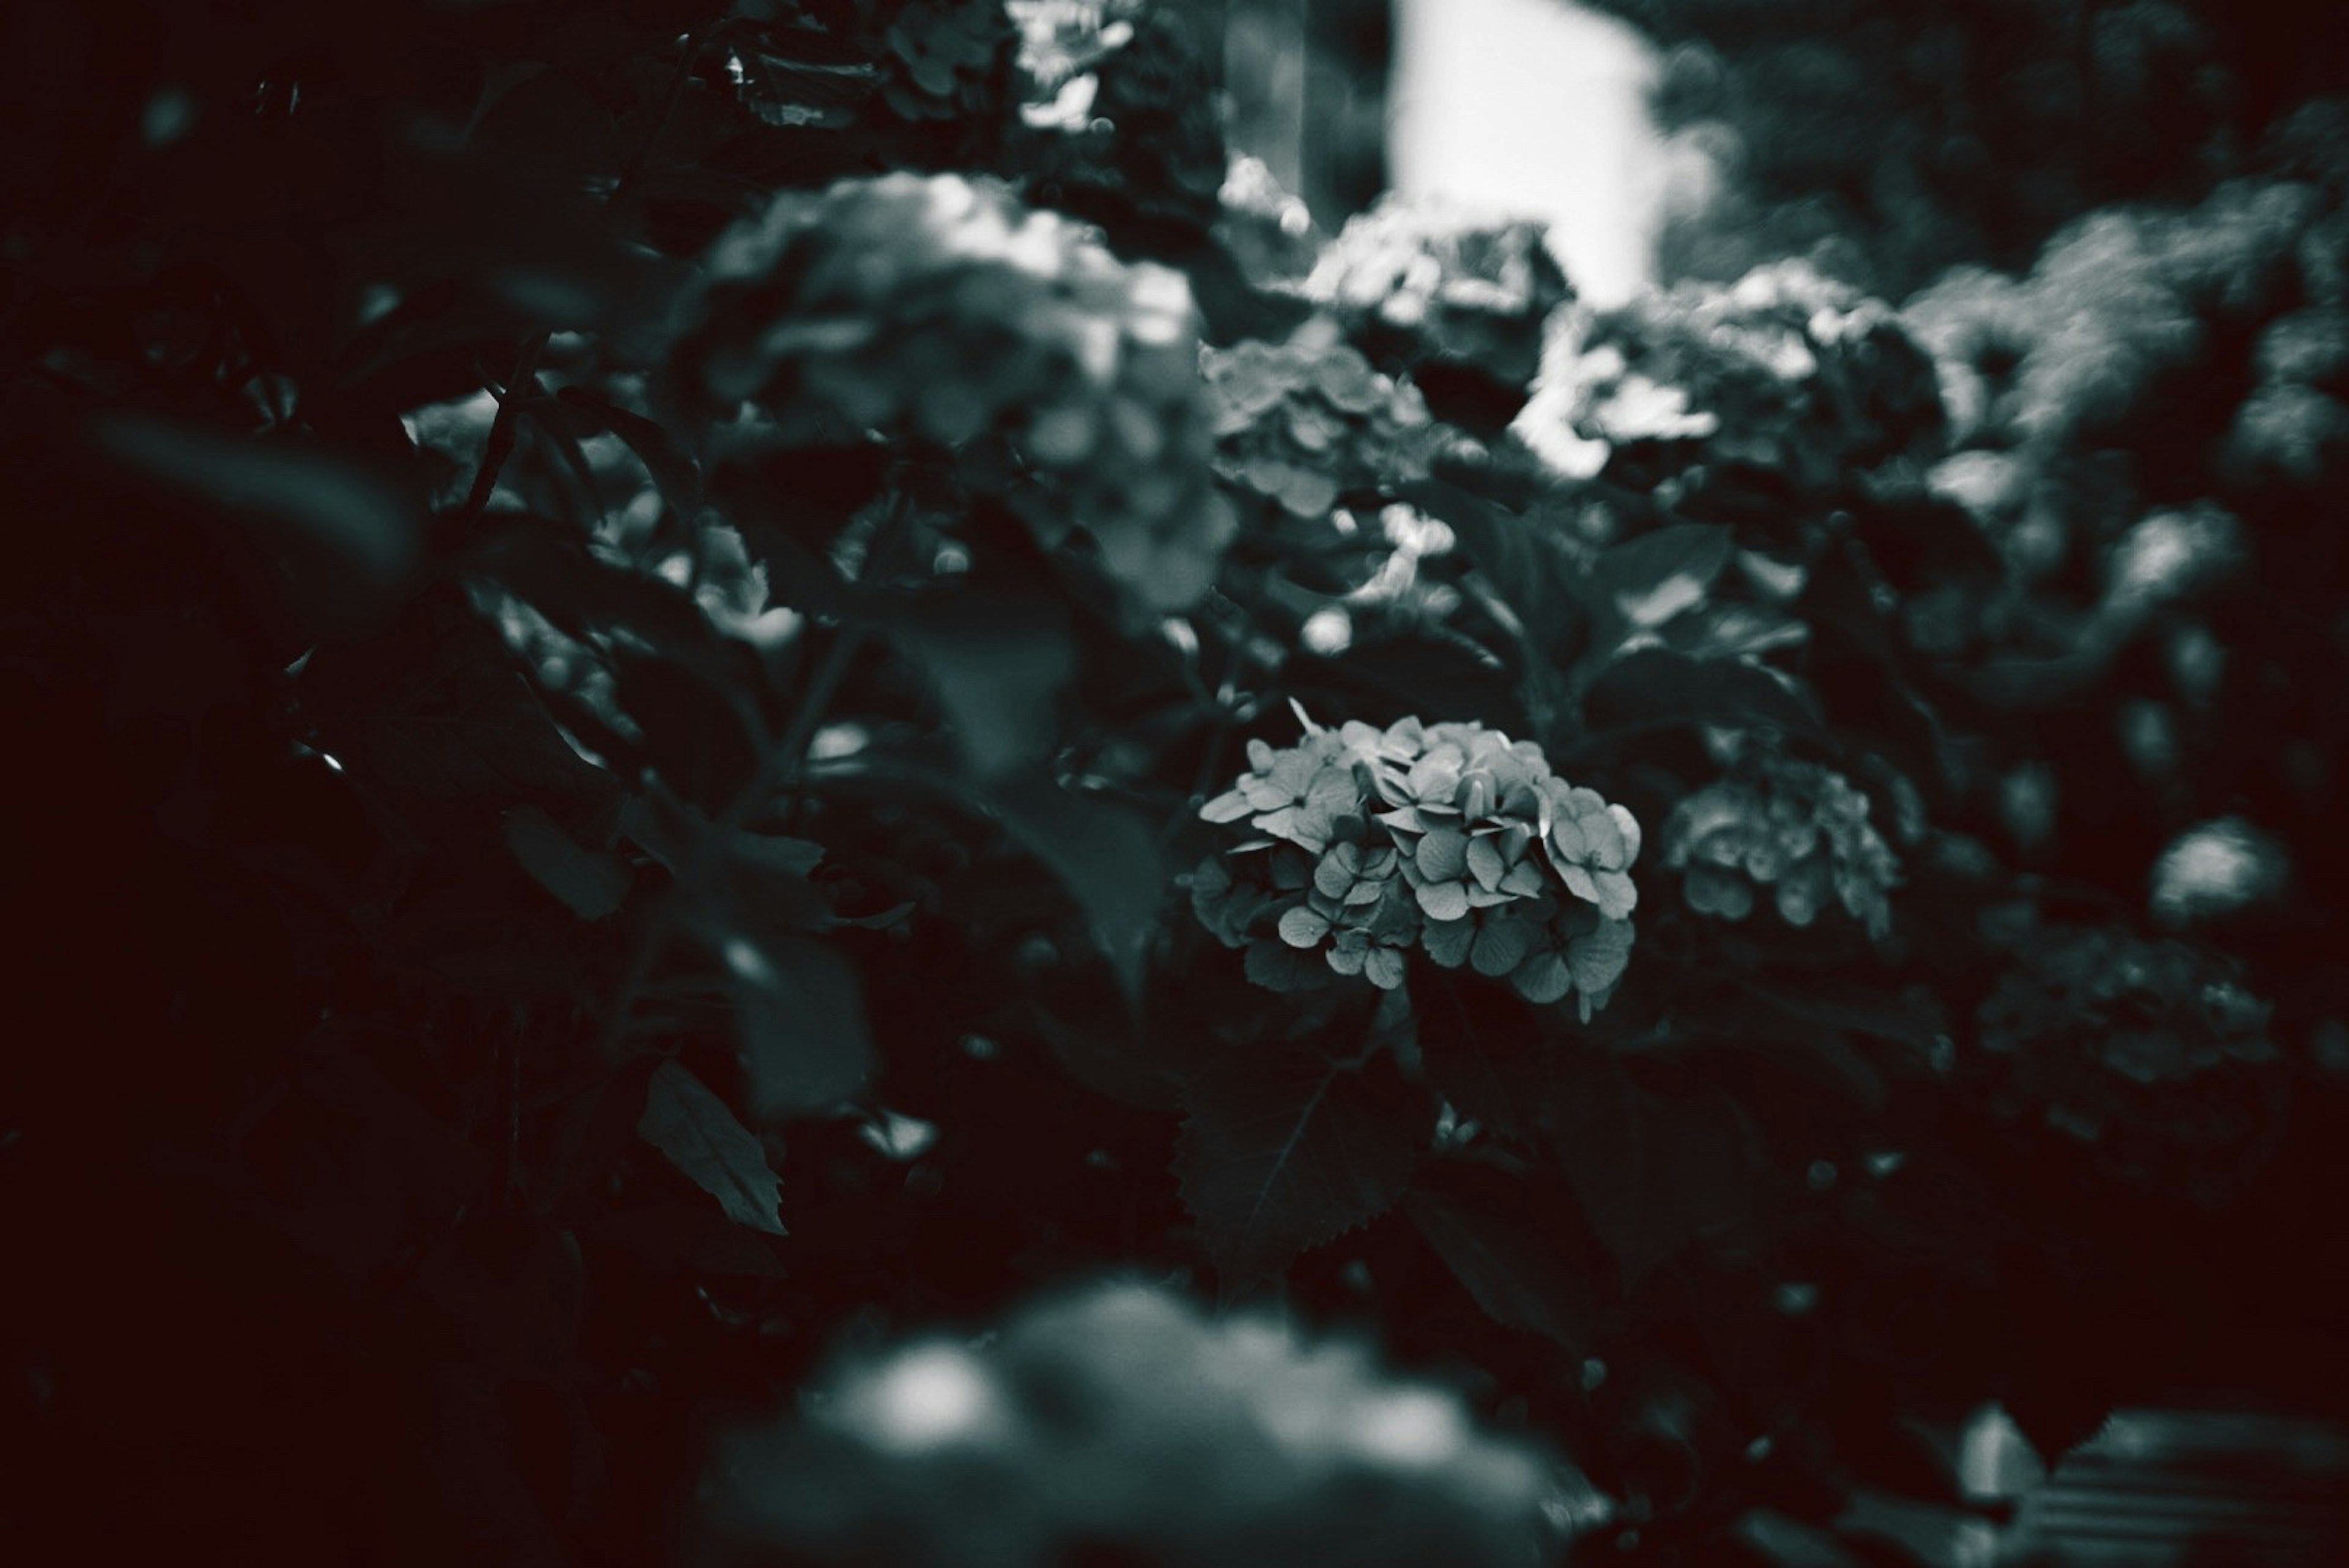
1386,0,1666,307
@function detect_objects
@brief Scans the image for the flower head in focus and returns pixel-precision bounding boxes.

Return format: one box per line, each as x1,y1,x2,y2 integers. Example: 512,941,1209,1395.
1194,708,1638,1013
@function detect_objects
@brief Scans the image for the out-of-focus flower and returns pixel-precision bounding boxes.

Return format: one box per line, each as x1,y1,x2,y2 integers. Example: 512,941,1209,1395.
1976,920,2280,1205
668,172,1234,618
2102,501,2246,625
1202,320,1436,520
1305,196,1573,393
689,1279,1573,1568
875,0,1011,122
1661,741,1901,942
2150,816,2290,930
1216,153,1319,286
1521,259,1942,490
1193,711,1637,1013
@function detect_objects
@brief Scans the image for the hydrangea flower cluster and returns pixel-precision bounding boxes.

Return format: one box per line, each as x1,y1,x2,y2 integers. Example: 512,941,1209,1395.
690,1281,1565,1568
1517,259,1942,489
1303,196,1573,392
670,172,1234,614
1215,154,1320,287
1976,923,2280,1205
1192,711,1638,1012
1660,745,1901,942
1201,324,1436,520
1014,7,1225,237
872,0,1011,122
1907,179,2323,456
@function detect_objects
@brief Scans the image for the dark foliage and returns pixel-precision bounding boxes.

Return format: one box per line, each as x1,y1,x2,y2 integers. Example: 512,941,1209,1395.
2,3,2345,1565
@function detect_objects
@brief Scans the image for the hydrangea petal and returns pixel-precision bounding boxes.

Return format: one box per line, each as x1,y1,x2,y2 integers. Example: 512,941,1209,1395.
1278,905,1333,949
1417,879,1471,921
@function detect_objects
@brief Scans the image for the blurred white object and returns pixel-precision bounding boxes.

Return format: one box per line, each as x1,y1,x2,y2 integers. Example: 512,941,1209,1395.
2150,815,2290,928
1388,0,1665,307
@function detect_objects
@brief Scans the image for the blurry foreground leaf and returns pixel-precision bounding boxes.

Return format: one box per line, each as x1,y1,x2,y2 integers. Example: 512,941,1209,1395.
87,413,425,635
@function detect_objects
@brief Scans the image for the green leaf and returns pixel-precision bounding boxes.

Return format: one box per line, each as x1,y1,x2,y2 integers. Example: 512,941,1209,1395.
637,1061,787,1236
1545,1063,1763,1287
298,590,625,834
612,645,763,815
1405,1174,1590,1355
1393,476,1563,640
87,414,424,635
733,50,881,130
725,936,875,1120
1414,966,1551,1144
462,516,721,653
579,1203,790,1277
1581,647,1822,739
732,833,825,880
1173,1041,1423,1295
1597,523,1733,628
1735,978,1948,1059
503,805,633,919
990,774,1167,997
1245,939,1334,993
548,385,703,528
889,587,1075,781
1733,1510,1866,1568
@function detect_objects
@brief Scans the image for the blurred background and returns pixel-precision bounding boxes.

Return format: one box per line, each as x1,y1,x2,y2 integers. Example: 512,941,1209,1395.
1224,0,2349,302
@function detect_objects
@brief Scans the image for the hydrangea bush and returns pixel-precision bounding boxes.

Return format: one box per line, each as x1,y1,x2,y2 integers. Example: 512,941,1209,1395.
23,4,2347,1564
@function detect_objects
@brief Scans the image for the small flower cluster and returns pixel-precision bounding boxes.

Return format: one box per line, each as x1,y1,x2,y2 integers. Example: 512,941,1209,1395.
1193,711,1638,1012
1661,745,1901,942
1201,323,1436,520
1517,259,1942,489
1976,922,2280,1205
670,172,1234,615
691,1281,1562,1568
1304,196,1572,391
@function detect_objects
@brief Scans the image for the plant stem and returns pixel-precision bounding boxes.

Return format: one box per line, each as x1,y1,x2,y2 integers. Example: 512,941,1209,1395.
594,621,870,1060
612,25,724,207
459,331,551,523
